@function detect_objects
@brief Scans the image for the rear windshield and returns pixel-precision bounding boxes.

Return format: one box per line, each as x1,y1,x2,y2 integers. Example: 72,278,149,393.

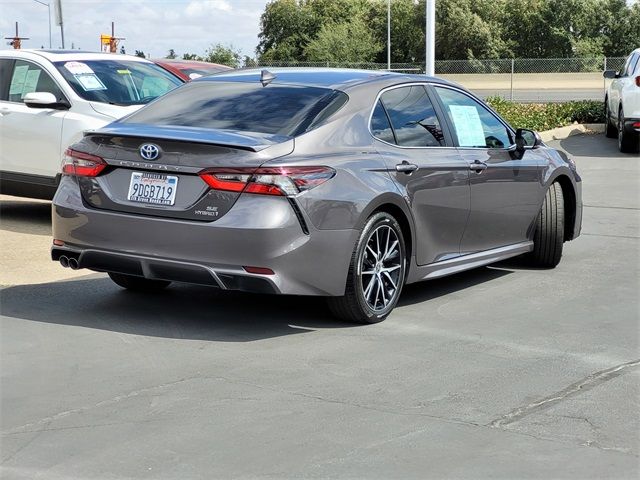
121,81,348,136
54,60,182,106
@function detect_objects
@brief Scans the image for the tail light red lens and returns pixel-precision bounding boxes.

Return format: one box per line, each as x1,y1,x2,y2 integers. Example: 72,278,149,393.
199,166,335,197
636,76,640,87
62,148,107,177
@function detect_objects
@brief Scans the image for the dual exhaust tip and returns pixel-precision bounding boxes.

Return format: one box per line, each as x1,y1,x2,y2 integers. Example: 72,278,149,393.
59,255,79,270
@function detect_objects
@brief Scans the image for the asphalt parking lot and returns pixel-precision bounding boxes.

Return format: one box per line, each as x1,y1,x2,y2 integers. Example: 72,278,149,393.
1,133,638,479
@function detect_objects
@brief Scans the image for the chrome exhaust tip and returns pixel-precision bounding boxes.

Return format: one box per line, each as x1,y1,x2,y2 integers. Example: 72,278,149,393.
59,256,69,268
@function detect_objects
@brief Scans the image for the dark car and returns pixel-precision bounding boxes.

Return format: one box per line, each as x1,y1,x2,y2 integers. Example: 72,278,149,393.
152,58,232,81
51,68,582,323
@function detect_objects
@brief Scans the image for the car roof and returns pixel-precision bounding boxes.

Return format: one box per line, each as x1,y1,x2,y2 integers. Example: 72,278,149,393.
0,49,152,63
195,67,455,91
152,58,232,70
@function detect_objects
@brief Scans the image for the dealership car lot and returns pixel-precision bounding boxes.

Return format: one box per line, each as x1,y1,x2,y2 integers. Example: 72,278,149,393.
0,133,638,478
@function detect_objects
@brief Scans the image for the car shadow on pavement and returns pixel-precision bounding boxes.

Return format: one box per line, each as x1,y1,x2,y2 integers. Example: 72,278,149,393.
0,198,51,236
557,133,623,158
1,265,516,342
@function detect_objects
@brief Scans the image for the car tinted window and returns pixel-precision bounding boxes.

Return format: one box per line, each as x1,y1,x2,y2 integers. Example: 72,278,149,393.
628,54,640,76
621,53,638,77
370,100,396,144
0,59,15,101
435,87,511,149
7,60,65,103
54,60,181,105
123,81,347,137
380,86,444,147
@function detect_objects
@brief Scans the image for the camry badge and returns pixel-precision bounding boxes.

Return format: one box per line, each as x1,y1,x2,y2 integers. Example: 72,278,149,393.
139,143,160,160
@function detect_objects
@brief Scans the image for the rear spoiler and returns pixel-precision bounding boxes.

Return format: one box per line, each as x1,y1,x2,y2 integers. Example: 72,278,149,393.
87,123,291,152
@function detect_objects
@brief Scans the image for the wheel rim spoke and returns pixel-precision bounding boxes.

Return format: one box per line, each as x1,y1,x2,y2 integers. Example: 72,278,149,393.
360,224,403,312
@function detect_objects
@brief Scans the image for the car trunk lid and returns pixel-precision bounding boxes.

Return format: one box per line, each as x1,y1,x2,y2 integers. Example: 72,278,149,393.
77,123,294,222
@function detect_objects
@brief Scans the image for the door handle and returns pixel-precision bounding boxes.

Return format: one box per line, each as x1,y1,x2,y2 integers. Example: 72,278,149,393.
468,160,488,172
395,162,418,174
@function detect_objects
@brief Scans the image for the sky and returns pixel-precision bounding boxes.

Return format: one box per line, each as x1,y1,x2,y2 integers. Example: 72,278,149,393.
0,0,270,58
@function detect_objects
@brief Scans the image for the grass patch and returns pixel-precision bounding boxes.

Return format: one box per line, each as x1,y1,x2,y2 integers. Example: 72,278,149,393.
486,97,605,132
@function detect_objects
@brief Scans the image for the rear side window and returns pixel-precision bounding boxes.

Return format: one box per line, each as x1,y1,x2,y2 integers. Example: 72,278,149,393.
379,85,445,147
370,100,395,144
123,81,348,137
7,60,65,103
435,87,512,149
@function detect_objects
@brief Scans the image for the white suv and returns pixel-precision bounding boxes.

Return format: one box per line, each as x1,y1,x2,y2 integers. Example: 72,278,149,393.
604,48,640,154
0,50,182,199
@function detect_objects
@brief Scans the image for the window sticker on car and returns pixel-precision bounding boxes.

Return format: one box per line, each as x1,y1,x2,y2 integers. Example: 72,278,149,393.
64,61,94,75
75,73,107,91
449,105,486,147
9,65,29,95
141,76,171,97
117,69,131,74
21,69,41,98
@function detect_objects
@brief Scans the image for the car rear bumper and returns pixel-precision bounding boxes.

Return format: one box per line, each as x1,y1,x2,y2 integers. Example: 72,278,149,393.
51,176,358,296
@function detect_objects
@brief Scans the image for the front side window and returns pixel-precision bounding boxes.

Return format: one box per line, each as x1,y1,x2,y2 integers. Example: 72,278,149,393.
0,59,14,100
8,60,65,103
379,85,445,147
54,59,181,106
435,87,512,149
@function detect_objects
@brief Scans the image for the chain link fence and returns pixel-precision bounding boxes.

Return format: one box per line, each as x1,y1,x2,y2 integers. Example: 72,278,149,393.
256,57,627,102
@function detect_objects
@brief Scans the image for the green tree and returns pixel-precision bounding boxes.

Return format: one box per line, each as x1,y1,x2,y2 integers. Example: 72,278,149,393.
134,50,146,58
304,18,382,62
182,53,201,60
165,49,177,59
203,44,242,68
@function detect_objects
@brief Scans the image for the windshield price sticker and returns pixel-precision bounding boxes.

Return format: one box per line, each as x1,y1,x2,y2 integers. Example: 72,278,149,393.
75,74,107,91
64,62,94,75
449,105,486,147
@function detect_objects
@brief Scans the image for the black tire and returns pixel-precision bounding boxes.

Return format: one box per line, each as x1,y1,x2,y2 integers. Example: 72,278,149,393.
108,272,171,292
604,99,617,138
328,212,406,324
529,182,564,268
618,106,640,154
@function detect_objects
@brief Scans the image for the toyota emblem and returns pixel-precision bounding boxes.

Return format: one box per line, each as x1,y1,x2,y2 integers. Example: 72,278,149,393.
139,143,160,160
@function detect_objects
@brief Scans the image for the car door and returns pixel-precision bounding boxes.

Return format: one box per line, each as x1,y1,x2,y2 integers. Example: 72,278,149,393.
371,84,470,265
0,59,70,179
432,85,545,254
610,53,637,118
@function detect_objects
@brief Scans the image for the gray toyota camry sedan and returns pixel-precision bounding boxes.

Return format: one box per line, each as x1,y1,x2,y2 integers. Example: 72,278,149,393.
51,68,582,323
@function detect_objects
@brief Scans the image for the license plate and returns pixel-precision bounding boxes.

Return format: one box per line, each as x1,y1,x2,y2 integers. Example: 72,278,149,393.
127,172,178,206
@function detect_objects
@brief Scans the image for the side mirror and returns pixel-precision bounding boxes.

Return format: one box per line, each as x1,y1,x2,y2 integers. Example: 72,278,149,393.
603,69,619,79
515,128,542,151
23,92,69,110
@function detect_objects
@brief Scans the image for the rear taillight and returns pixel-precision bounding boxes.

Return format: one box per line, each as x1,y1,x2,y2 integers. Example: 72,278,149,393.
636,76,640,87
61,148,106,177
199,166,335,196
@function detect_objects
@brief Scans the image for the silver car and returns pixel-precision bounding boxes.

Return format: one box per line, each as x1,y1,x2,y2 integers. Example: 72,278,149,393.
51,69,582,323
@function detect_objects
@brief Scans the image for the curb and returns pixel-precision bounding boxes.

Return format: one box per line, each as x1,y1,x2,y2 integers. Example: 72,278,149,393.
539,123,604,142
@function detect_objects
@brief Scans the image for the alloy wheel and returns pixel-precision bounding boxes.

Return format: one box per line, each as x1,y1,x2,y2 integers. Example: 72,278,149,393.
359,224,403,312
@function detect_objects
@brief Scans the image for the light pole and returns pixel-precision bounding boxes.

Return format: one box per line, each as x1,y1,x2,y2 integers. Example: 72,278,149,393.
387,0,391,70
54,0,64,49
425,0,435,76
32,0,52,48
